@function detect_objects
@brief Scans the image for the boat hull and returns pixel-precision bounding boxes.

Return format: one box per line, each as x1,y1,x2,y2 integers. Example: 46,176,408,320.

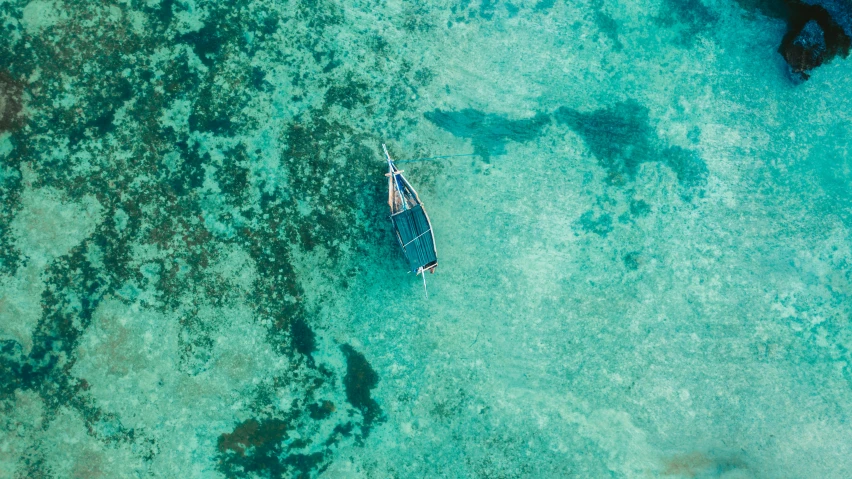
391,204,438,274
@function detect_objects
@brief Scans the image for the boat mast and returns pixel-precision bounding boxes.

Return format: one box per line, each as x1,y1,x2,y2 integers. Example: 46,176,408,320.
383,143,393,172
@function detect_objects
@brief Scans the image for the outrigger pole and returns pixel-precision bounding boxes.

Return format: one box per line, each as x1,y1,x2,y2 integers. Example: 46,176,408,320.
421,267,428,299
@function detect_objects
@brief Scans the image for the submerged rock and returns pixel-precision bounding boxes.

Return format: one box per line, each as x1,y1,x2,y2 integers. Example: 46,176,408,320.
788,19,827,71
777,1,852,80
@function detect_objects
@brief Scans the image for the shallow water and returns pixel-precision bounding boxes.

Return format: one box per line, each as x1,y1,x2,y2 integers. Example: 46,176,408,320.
1,0,852,477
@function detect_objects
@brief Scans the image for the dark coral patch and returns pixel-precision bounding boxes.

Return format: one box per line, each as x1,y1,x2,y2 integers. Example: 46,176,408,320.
180,23,226,67
308,400,335,420
340,344,383,438
0,71,24,132
285,453,327,477
278,116,387,257
167,141,209,196
291,318,317,362
218,418,290,456
216,410,339,478
479,0,497,19
535,0,557,12
324,74,370,109
0,165,22,276
188,85,235,135
629,199,652,217
217,417,302,477
660,145,709,190
214,144,251,202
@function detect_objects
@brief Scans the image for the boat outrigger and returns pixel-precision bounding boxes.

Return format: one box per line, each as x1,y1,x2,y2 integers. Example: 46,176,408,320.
383,144,438,296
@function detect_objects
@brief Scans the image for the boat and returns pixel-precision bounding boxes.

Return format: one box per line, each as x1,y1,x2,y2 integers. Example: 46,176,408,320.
383,144,438,296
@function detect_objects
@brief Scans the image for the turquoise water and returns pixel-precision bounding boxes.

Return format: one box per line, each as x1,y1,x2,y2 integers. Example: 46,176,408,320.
1,0,852,477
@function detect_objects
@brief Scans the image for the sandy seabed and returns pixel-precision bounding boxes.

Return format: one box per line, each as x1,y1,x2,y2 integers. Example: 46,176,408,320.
1,0,852,477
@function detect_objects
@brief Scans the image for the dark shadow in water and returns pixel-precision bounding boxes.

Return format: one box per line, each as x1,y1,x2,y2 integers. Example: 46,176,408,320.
290,317,317,364
424,108,550,161
555,101,708,192
425,102,707,196
0,70,24,133
340,344,384,440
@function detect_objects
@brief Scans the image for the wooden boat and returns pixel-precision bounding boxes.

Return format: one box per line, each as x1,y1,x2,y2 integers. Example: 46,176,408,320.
383,144,438,295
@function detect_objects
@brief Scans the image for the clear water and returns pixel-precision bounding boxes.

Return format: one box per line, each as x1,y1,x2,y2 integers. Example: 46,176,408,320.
1,0,852,477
